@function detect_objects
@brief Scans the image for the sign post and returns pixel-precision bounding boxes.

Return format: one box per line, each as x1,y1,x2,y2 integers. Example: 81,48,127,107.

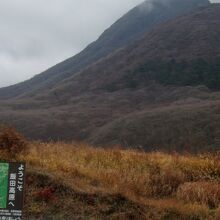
0,162,26,220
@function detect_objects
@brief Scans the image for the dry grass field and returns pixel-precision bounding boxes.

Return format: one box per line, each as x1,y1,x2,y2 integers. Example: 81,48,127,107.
0,128,220,219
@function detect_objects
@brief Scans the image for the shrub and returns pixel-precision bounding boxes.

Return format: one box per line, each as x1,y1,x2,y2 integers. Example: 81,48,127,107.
182,203,209,219
148,165,185,197
216,206,220,219
33,186,56,202
177,181,220,208
0,127,28,157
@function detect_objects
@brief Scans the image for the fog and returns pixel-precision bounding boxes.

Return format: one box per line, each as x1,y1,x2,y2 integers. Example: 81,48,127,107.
0,0,218,87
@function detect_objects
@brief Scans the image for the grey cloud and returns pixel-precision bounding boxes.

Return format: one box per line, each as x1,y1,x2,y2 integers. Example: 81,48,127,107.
0,0,143,87
0,0,219,87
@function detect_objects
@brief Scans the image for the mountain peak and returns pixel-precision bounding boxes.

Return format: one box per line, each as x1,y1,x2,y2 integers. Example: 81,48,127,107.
1,1,220,152
0,0,211,100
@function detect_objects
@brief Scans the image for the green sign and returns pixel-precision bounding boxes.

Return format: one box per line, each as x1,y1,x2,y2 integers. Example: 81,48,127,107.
0,163,9,209
0,162,26,220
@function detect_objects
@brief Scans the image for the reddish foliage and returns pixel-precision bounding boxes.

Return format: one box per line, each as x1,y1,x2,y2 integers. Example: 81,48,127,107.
0,127,27,155
86,195,96,206
34,187,56,202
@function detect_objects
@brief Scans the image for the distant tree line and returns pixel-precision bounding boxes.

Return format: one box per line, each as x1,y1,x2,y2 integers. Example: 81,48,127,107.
124,57,220,90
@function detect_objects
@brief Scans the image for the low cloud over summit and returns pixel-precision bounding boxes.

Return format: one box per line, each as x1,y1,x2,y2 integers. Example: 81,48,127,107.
0,0,143,87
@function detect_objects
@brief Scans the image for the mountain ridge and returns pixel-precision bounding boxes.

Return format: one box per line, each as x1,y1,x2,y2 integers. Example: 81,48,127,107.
0,0,210,99
1,1,220,152
35,4,220,101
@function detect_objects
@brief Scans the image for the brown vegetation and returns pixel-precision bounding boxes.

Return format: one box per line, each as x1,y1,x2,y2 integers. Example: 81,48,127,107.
0,5,220,152
177,181,220,208
0,127,27,158
0,135,219,219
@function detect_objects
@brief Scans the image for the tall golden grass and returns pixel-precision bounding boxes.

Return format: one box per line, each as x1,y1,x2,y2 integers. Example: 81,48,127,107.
0,128,219,219
15,141,219,218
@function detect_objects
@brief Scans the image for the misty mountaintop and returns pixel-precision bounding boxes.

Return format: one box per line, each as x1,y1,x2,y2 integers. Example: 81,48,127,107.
0,0,210,99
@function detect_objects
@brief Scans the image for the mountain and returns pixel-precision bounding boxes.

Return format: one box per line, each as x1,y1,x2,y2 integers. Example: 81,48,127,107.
40,3,220,100
1,2,220,152
0,0,210,100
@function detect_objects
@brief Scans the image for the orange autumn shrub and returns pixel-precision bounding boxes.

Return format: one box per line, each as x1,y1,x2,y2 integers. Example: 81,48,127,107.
177,181,220,208
0,127,28,157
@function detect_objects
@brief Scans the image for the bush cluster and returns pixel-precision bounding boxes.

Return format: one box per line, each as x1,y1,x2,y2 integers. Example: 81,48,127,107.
0,127,27,157
177,181,220,208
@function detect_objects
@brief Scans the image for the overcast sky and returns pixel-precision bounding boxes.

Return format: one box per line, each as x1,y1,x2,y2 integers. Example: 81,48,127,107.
0,0,144,88
0,0,219,88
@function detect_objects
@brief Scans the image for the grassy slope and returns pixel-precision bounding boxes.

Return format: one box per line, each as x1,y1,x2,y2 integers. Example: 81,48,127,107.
1,142,219,219
1,86,220,152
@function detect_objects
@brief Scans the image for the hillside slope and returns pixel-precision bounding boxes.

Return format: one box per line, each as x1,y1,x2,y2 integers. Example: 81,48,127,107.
0,0,210,99
0,4,220,151
41,4,220,99
0,136,219,219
